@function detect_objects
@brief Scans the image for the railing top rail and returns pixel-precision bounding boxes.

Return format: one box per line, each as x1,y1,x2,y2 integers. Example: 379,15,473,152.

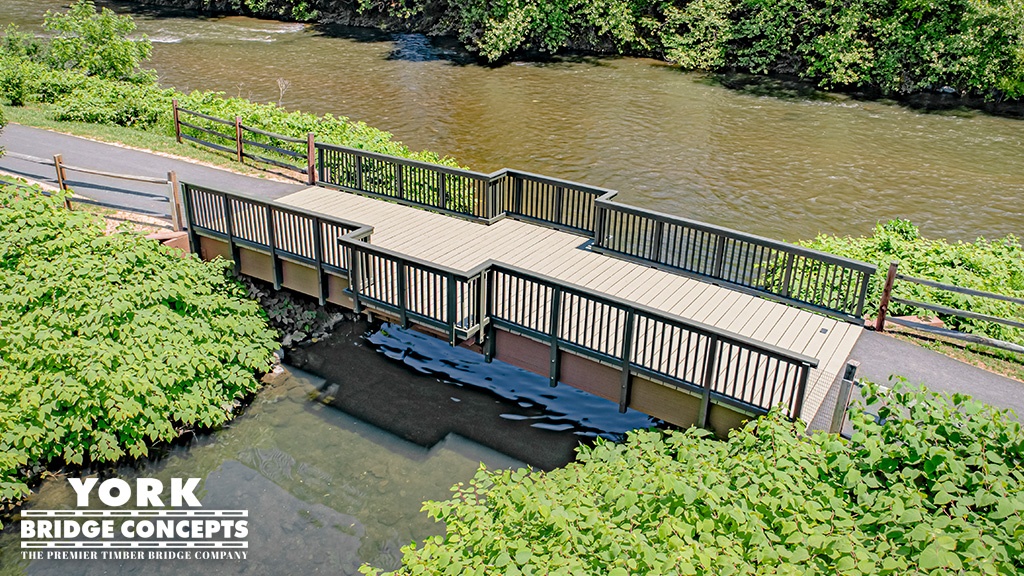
503,169,618,197
314,141,492,180
338,235,489,279
182,182,373,237
489,262,819,367
597,197,876,274
240,124,307,144
176,107,236,126
896,273,1024,307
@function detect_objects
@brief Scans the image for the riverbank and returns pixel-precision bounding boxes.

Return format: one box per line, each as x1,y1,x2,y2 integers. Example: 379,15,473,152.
125,0,1024,104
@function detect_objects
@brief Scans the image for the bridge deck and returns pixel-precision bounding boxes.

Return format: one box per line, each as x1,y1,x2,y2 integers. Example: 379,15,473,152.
277,187,862,426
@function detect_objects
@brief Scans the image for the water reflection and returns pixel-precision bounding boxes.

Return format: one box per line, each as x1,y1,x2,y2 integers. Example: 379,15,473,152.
0,366,524,575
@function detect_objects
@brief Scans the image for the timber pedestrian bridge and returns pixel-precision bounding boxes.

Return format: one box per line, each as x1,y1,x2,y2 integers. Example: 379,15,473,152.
179,136,875,433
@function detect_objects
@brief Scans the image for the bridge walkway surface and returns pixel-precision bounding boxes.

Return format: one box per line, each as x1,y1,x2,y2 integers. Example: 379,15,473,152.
275,186,863,427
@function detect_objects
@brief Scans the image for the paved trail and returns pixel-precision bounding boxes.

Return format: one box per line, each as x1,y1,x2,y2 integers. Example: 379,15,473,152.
3,123,1021,420
0,123,304,217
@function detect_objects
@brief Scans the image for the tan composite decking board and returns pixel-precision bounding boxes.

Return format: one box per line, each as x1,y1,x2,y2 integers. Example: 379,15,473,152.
275,187,862,425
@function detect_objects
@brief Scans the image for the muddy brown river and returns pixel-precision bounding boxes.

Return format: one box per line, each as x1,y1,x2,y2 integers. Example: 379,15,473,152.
4,0,1024,241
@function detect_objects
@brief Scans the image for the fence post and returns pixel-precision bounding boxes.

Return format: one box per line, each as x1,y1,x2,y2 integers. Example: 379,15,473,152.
52,154,71,209
875,261,899,332
167,171,183,231
306,133,316,186
234,116,244,163
172,99,182,144
829,361,859,434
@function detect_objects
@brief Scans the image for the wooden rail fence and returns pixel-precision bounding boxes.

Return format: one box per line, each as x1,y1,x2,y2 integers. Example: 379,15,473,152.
173,105,876,322
183,183,820,423
5,151,184,228
875,261,1024,354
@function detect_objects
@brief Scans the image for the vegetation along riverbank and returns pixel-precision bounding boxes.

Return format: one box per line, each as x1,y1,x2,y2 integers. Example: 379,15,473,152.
134,0,1024,102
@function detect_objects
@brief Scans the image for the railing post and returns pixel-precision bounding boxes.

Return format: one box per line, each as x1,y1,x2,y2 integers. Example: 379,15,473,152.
167,171,183,231
181,184,201,255
791,362,811,422
266,206,281,289
483,269,496,362
712,236,727,278
222,193,239,274
234,117,244,163
52,154,71,209
697,335,720,428
306,133,316,186
780,252,796,297
829,361,859,434
593,202,606,248
437,173,448,210
313,217,326,305
875,262,899,332
477,269,489,344
349,244,362,314
514,175,524,216
172,99,182,144
651,220,665,262
548,287,562,387
397,260,409,328
854,270,871,319
355,155,364,190
446,274,458,346
395,165,405,200
553,186,563,227
618,311,636,413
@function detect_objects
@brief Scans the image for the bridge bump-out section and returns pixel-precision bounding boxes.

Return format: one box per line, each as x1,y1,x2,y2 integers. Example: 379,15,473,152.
196,237,751,437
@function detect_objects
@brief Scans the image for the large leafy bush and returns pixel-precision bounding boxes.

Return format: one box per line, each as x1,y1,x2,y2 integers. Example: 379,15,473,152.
0,183,278,506
43,0,154,83
366,382,1024,575
803,220,1024,344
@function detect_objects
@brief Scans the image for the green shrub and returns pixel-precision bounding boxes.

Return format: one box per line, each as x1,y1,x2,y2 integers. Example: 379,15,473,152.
50,78,171,128
0,57,41,107
0,182,279,508
43,0,154,83
802,220,1024,344
366,382,1024,575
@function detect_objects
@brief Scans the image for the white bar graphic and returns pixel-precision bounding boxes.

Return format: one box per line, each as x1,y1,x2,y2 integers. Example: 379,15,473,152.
23,541,248,549
22,510,247,518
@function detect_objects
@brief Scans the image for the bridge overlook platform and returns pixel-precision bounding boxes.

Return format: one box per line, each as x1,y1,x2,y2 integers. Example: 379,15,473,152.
271,186,862,428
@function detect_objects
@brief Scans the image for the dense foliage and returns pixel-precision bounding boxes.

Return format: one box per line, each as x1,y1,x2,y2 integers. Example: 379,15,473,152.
803,220,1024,345
0,182,279,508
350,0,1024,97
365,382,1024,575
44,0,155,83
0,2,458,166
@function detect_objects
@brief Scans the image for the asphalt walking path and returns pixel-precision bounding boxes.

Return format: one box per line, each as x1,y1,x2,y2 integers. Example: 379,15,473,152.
3,122,1022,420
0,123,305,217
850,330,1023,418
